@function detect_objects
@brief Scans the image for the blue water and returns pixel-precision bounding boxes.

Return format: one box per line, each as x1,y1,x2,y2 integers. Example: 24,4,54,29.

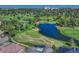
38,24,79,53
38,24,71,41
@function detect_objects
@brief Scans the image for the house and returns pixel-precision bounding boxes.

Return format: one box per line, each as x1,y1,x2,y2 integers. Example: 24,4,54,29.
0,21,1,25
0,30,3,35
58,47,79,53
0,30,25,53
0,30,9,45
0,43,25,53
27,45,53,53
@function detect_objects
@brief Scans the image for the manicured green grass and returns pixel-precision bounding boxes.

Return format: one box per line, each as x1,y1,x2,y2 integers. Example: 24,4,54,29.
13,30,64,47
25,30,41,38
59,27,79,40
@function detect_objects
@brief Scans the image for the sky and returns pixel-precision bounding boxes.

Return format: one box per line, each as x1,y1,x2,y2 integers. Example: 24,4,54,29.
0,5,79,8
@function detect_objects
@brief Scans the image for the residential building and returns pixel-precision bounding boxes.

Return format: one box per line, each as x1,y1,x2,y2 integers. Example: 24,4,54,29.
0,43,25,53
0,30,9,45
27,45,53,53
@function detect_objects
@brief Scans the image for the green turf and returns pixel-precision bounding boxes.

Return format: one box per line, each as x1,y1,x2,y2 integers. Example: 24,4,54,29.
59,27,79,40
13,29,64,47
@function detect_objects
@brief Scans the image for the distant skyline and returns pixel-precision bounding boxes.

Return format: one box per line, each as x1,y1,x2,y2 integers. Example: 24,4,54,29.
0,5,79,8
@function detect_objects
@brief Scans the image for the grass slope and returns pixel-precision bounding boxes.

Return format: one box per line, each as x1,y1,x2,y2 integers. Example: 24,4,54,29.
13,30,64,48
59,27,79,40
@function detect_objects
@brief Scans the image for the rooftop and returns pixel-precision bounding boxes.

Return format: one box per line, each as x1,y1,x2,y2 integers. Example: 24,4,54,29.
58,47,79,53
0,34,9,44
0,43,25,53
0,30,4,35
27,45,53,53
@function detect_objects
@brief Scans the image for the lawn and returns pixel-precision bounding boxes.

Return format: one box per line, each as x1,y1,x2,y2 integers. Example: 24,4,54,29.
59,27,79,40
12,24,79,48
13,29,64,48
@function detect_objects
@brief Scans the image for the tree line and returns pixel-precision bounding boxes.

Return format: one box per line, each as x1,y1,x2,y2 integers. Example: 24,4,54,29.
0,8,79,37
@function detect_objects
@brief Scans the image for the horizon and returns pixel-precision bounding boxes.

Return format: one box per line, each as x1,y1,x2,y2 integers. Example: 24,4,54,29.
0,5,79,8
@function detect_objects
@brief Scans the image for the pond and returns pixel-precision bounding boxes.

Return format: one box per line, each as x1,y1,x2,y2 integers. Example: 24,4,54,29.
38,24,72,42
